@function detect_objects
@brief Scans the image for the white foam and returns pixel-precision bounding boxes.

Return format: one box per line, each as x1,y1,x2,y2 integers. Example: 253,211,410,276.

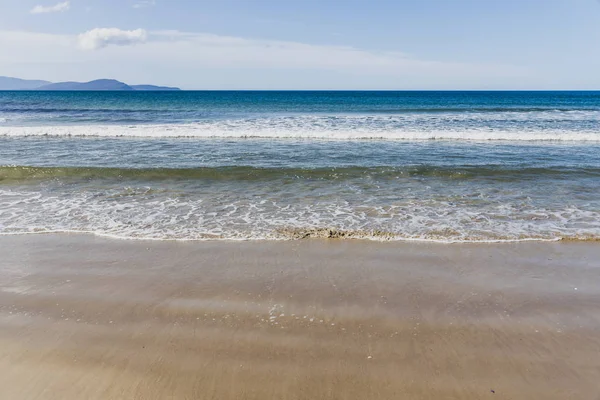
1,187,599,243
0,120,599,142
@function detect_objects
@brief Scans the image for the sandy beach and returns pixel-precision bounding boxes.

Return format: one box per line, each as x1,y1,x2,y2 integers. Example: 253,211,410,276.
1,234,599,399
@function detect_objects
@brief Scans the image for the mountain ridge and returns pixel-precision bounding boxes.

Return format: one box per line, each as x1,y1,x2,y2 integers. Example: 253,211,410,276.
0,76,52,90
0,77,181,91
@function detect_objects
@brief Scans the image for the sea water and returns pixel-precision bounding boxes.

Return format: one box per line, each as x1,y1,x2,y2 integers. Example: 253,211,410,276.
1,91,599,241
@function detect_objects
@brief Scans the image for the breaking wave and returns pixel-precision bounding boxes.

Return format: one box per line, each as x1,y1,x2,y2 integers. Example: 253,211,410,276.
1,112,599,142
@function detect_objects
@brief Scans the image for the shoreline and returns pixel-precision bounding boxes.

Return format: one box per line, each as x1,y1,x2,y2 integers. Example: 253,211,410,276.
2,234,600,399
1,230,599,243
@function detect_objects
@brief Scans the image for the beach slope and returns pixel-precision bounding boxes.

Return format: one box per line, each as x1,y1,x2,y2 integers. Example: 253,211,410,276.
1,235,599,399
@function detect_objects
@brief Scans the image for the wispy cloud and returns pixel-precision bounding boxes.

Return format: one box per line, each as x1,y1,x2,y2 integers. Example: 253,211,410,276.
30,1,70,14
0,29,529,89
139,30,517,75
133,0,156,9
78,28,148,50
71,28,527,78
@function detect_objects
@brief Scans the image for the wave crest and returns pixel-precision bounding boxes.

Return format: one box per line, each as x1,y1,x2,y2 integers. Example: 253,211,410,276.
3,165,600,183
1,122,600,142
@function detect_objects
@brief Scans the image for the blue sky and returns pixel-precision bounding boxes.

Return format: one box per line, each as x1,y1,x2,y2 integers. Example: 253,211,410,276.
0,0,599,89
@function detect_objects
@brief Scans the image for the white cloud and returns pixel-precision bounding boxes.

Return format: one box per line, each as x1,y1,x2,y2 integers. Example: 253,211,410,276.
78,28,148,50
0,29,531,89
30,1,70,14
141,30,523,77
133,0,156,8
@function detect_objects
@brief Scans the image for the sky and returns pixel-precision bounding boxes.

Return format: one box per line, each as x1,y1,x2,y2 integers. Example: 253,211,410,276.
0,0,599,89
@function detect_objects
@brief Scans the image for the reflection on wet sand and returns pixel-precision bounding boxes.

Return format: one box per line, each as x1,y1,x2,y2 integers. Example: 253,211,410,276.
1,235,599,399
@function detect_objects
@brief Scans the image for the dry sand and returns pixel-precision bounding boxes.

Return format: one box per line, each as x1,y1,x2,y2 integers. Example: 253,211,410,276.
1,234,599,399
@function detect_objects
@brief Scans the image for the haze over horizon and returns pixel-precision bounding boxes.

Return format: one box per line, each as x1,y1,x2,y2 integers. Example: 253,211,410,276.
1,0,599,90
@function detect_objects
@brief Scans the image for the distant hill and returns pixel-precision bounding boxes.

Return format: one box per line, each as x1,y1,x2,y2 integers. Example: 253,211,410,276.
131,85,181,91
0,76,181,91
0,76,51,90
37,79,135,91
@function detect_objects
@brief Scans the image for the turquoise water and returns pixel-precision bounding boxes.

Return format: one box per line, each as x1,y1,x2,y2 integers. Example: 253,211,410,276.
1,91,599,241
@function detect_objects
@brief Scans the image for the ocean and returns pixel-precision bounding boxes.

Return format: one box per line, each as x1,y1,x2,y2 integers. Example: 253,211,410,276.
1,91,599,242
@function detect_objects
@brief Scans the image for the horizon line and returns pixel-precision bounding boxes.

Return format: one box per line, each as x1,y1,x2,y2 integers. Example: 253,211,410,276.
2,89,600,92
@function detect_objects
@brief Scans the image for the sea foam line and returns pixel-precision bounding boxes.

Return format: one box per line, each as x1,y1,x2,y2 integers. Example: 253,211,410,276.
0,228,585,244
1,124,600,141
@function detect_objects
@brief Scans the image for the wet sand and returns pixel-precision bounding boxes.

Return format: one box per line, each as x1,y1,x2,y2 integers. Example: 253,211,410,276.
1,234,599,399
